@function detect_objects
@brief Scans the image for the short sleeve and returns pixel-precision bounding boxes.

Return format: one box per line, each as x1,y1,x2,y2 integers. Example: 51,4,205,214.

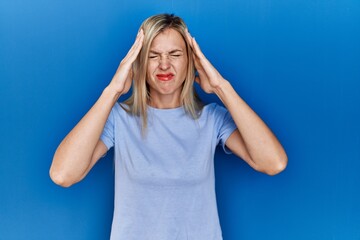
100,106,116,150
214,104,237,154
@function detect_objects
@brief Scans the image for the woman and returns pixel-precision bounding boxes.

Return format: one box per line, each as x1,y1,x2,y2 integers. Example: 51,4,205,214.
50,14,287,240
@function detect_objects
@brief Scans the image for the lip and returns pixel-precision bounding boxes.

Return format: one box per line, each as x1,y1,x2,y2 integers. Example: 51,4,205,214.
156,73,174,81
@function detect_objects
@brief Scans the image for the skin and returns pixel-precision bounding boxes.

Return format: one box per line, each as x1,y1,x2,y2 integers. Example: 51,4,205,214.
146,28,188,108
49,30,144,187
50,27,287,187
185,30,288,175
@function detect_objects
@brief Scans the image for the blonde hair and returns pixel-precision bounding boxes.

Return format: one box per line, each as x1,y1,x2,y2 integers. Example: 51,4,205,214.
123,13,203,131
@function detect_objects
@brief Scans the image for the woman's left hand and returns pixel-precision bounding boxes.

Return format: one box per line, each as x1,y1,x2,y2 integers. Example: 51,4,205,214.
185,30,227,94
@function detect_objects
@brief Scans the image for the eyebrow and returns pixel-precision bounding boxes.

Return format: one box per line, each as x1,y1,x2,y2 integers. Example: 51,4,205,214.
149,49,183,55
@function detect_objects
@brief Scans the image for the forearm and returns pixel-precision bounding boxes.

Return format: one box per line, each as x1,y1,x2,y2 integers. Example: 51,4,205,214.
50,86,119,185
214,80,287,173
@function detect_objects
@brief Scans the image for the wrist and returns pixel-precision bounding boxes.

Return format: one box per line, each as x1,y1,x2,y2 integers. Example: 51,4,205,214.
102,85,121,104
213,79,231,97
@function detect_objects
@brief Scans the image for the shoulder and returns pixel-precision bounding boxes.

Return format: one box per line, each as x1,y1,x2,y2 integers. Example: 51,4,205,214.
202,102,234,126
201,102,228,117
110,102,131,115
107,102,135,122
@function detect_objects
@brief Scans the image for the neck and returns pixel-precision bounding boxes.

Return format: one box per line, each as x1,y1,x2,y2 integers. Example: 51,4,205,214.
148,93,181,109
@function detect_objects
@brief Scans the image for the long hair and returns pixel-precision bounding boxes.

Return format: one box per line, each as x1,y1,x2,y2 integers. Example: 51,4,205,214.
123,13,203,131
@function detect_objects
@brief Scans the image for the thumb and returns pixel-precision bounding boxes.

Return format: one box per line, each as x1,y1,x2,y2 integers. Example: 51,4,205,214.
129,68,134,80
194,76,200,84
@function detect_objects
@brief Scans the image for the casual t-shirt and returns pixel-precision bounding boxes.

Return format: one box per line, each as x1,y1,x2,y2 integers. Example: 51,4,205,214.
100,102,237,240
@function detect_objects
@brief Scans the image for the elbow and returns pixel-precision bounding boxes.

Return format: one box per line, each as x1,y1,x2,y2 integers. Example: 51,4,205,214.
49,168,74,188
257,153,288,176
266,154,288,176
265,160,287,176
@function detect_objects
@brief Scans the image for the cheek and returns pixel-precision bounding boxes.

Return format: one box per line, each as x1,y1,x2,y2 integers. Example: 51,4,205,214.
175,62,188,82
175,58,188,71
147,62,157,76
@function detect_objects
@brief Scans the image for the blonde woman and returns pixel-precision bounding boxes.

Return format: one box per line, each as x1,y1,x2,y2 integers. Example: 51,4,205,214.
50,13,287,240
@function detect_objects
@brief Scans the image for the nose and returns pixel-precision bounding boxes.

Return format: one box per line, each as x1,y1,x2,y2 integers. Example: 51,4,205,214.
158,56,170,70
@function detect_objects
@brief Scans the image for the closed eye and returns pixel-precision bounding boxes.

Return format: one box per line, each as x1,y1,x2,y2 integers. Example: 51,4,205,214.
170,54,182,59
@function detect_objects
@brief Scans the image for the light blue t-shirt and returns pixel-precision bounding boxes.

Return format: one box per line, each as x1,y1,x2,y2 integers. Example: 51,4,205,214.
100,102,237,240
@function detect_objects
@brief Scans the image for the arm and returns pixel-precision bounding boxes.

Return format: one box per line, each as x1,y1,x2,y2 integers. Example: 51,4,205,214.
215,81,287,175
186,30,287,175
50,30,144,187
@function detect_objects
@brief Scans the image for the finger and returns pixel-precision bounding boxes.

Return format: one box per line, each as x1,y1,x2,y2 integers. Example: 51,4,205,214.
122,30,144,64
192,53,200,70
186,30,209,69
191,37,206,60
129,68,133,80
192,38,219,75
185,29,194,50
131,29,144,49
127,29,144,57
130,30,144,58
192,52,204,72
124,29,143,57
194,76,200,84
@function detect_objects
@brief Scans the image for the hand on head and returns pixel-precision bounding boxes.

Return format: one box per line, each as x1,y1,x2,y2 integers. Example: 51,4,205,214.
108,26,227,97
109,29,144,96
185,29,226,94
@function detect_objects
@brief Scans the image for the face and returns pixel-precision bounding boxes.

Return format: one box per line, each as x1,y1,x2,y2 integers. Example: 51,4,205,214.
146,28,188,105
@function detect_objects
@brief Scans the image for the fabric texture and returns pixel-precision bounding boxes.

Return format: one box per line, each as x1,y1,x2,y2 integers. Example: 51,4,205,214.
100,102,237,240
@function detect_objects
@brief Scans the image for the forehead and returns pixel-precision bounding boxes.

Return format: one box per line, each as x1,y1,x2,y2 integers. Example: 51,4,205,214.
150,28,186,52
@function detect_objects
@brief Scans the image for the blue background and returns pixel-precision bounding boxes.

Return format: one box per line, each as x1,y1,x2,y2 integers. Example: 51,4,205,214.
1,0,359,239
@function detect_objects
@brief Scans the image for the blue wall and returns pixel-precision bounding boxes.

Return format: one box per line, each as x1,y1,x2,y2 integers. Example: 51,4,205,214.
1,0,359,239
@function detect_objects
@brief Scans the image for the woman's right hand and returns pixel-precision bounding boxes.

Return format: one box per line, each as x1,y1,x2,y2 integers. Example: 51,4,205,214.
108,29,144,96
50,29,144,188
